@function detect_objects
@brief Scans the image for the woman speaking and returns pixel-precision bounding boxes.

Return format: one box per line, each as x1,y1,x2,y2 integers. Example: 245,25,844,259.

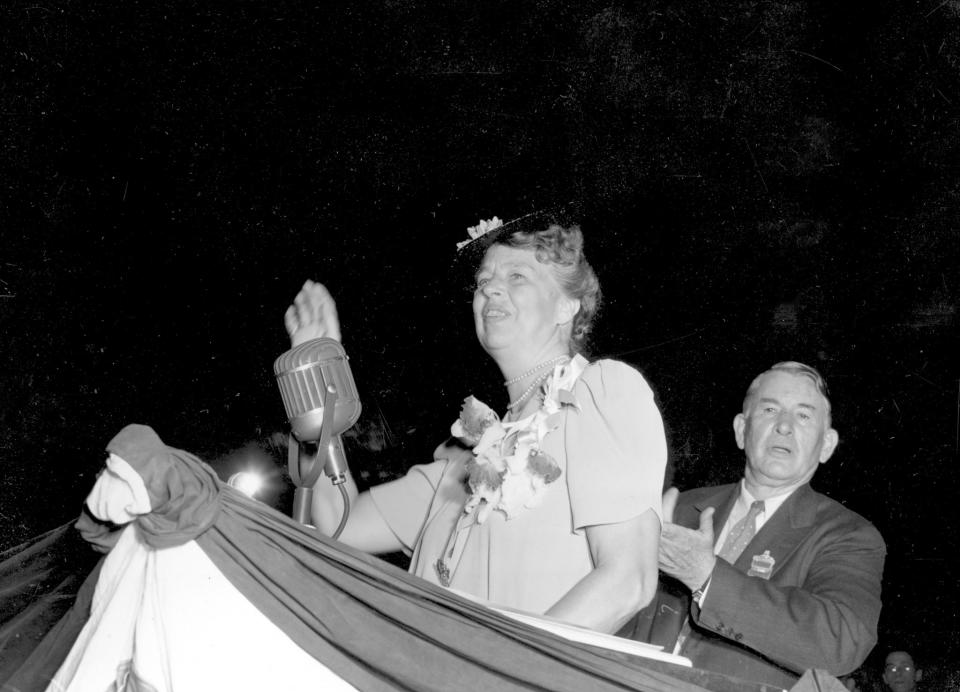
285,212,666,634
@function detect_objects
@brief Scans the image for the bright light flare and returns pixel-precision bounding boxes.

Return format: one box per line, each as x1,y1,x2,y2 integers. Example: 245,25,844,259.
228,471,265,498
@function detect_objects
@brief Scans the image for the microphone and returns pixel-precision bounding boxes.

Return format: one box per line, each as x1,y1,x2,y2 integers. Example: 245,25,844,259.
274,337,361,526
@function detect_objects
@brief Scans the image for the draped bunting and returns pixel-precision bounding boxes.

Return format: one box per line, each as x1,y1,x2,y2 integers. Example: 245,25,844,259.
1,425,790,692
0,523,101,681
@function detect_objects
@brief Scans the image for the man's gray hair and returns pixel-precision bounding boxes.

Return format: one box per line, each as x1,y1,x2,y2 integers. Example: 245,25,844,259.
743,361,832,424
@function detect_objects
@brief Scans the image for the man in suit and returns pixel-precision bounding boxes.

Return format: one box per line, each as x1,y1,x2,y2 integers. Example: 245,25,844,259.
622,361,885,690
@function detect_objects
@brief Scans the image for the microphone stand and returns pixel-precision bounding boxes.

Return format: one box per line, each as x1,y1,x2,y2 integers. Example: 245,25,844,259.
288,384,351,537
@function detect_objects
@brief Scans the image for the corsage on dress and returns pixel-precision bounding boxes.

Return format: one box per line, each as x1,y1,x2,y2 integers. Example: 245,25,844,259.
435,355,587,586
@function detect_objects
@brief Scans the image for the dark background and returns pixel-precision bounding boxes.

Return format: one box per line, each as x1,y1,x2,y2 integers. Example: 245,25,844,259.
1,1,957,685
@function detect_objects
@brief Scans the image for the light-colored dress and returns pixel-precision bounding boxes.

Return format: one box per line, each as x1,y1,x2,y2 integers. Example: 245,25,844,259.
368,358,666,614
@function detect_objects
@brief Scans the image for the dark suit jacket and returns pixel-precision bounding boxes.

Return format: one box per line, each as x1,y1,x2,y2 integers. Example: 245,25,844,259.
620,483,885,691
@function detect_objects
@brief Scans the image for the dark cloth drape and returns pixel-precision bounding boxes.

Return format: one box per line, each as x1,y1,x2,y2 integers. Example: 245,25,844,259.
0,524,101,690
1,425,780,692
1,505,775,692
200,489,715,692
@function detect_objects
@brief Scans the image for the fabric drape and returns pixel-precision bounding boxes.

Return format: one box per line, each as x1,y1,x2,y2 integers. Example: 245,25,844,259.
1,425,787,692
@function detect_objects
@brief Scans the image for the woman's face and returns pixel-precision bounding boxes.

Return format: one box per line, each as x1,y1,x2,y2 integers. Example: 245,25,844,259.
472,243,576,358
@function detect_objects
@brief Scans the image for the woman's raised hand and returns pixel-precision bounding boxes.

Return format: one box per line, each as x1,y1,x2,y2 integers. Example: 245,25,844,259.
284,280,342,347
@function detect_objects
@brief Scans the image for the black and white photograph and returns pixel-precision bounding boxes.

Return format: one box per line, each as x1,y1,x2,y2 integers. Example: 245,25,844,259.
1,2,958,690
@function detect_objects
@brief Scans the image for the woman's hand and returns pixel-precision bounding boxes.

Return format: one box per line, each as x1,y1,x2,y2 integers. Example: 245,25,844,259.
284,280,342,347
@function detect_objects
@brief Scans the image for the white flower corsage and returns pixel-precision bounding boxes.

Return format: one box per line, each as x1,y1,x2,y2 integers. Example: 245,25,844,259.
455,216,504,250
449,355,588,523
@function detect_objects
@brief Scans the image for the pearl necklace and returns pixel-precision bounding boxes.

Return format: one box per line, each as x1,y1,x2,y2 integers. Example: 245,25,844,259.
507,372,550,411
503,355,570,386
506,356,570,411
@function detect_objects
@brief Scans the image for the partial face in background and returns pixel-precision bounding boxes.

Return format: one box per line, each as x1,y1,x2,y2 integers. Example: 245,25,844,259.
735,370,839,495
472,243,578,357
883,651,920,692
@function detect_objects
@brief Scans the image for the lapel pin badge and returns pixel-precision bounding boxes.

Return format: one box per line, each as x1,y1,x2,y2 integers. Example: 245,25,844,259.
748,550,775,579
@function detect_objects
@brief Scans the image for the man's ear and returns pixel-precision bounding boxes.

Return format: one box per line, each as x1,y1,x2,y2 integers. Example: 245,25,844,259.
916,669,923,682
557,297,581,325
819,427,839,464
733,413,746,450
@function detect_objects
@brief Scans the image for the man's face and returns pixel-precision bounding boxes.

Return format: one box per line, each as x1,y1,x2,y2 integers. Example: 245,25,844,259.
735,370,839,496
883,651,920,692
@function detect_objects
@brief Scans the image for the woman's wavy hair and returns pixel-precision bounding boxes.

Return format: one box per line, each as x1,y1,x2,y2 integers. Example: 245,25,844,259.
497,223,602,355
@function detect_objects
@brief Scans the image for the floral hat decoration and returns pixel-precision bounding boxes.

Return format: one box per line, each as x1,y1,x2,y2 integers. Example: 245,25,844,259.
455,216,504,251
453,209,561,258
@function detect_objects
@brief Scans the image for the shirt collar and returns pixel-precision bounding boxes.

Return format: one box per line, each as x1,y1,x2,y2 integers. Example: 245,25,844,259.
738,479,796,519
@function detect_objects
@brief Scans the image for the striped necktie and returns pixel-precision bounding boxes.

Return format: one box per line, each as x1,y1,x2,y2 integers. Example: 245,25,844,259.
717,500,765,564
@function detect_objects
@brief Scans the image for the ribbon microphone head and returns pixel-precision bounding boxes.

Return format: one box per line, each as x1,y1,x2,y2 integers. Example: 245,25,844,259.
273,338,361,443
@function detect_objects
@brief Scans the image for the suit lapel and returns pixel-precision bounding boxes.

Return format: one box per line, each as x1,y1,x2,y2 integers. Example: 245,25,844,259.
692,485,738,541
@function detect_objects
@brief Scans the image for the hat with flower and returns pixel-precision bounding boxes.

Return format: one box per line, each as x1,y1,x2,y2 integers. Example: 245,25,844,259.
453,208,576,261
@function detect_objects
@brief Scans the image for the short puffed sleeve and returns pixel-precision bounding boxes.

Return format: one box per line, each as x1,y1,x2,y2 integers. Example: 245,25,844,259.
564,359,667,531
